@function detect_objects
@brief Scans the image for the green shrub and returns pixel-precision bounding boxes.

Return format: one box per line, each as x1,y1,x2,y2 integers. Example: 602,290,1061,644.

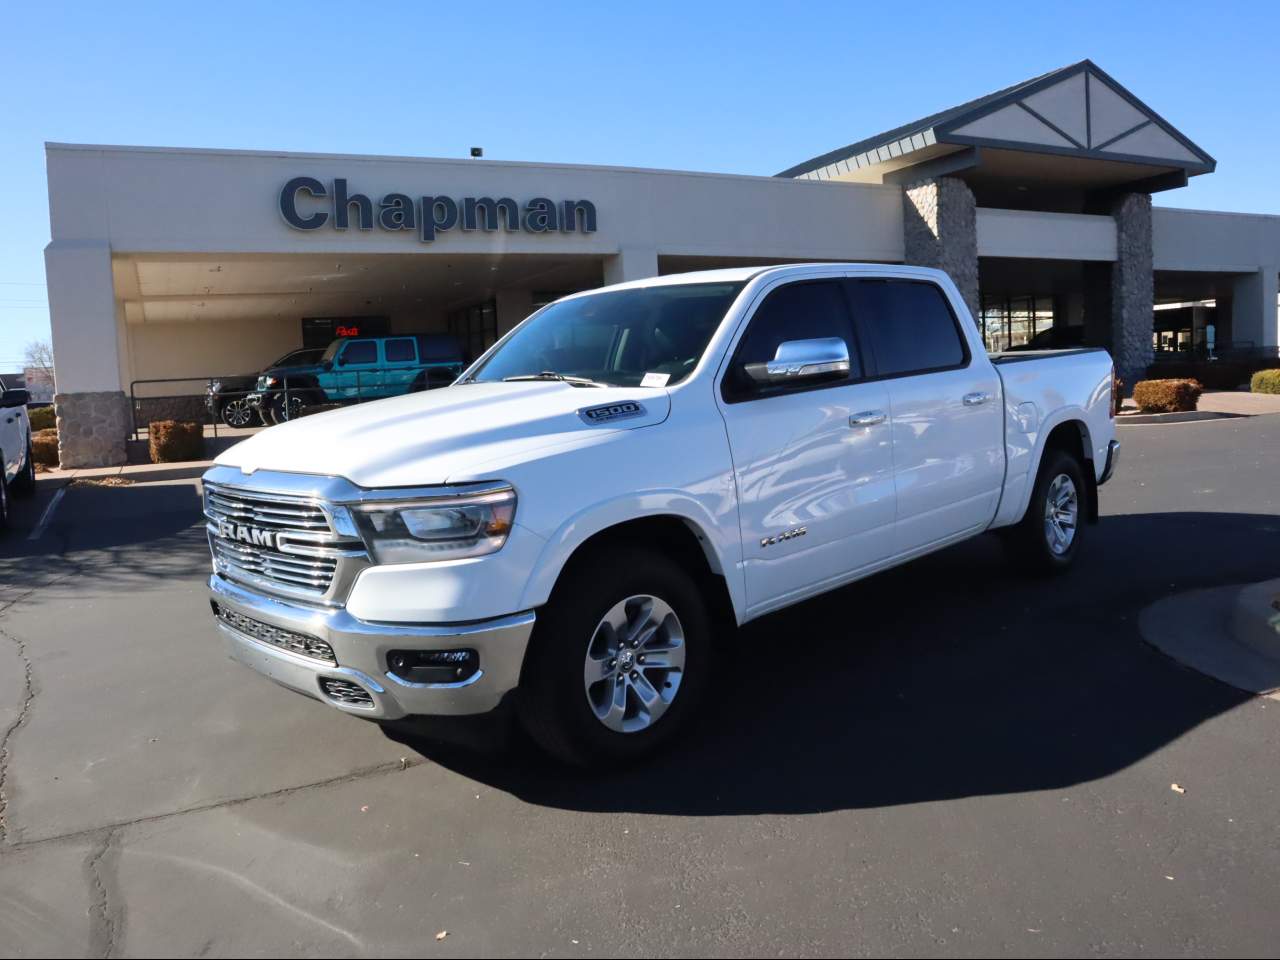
148,420,204,463
1132,378,1203,413
1251,369,1280,394
27,406,55,431
31,428,59,466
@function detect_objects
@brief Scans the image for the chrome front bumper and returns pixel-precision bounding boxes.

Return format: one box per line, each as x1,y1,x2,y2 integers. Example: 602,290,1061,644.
209,573,534,720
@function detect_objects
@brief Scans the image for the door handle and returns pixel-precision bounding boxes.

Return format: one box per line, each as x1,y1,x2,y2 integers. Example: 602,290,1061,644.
850,410,886,427
963,392,991,406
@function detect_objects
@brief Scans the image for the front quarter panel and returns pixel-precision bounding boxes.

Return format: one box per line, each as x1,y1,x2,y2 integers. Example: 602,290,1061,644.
501,390,746,621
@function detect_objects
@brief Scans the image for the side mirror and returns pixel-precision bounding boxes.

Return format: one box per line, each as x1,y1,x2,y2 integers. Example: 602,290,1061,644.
743,338,850,387
1,388,30,408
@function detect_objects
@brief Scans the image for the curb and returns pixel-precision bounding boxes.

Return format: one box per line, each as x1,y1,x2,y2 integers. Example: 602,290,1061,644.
1117,410,1240,425
40,461,213,485
1139,583,1280,700
1234,579,1280,661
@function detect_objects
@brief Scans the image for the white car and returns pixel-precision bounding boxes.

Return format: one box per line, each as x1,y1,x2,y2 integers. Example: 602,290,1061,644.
204,264,1119,764
0,377,36,530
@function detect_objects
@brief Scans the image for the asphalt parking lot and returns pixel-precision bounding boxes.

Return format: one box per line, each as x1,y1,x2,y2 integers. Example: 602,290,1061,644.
2,417,1279,958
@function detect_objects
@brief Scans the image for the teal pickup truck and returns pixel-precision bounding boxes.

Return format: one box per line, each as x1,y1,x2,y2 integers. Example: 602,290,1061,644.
251,334,466,423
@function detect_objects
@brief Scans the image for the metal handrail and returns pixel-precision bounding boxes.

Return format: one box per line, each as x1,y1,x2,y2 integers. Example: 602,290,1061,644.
128,363,464,440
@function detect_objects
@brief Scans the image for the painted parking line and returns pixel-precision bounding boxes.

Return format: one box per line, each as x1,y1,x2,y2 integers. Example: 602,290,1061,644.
27,486,67,541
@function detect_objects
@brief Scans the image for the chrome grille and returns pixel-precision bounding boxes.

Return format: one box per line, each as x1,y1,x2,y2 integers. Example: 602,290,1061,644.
213,603,337,664
204,482,366,603
320,678,374,708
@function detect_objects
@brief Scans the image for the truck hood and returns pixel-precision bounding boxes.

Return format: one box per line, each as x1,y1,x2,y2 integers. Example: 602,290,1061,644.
214,381,670,488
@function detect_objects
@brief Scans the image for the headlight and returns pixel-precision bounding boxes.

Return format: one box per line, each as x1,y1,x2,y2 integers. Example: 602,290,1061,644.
263,376,279,388
350,487,516,564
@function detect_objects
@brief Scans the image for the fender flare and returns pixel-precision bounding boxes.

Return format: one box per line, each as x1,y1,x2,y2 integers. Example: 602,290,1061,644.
516,491,746,622
1002,406,1096,526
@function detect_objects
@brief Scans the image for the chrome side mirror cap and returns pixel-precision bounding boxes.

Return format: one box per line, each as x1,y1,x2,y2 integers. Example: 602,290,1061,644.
743,337,850,386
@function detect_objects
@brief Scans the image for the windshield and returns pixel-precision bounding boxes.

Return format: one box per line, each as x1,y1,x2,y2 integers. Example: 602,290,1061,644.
272,348,321,367
469,282,745,388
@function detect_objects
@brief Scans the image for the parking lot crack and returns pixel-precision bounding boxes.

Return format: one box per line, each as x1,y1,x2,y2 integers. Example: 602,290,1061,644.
10,756,426,851
0,624,37,846
86,826,124,959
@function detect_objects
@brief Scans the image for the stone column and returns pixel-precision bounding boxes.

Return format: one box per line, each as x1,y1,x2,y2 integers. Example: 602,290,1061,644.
52,392,131,468
902,177,979,320
1109,193,1155,388
45,241,130,467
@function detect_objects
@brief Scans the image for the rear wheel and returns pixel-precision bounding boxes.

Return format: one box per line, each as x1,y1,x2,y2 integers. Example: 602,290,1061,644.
518,545,712,765
1005,448,1085,574
269,393,308,423
11,439,35,497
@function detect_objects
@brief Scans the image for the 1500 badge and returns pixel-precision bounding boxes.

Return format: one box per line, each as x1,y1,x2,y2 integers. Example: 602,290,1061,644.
761,526,807,548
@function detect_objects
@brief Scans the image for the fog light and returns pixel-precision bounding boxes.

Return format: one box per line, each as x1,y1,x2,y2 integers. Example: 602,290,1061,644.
387,649,479,684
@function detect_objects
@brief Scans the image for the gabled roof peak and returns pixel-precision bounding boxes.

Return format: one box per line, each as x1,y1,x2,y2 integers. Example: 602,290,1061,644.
779,62,1214,184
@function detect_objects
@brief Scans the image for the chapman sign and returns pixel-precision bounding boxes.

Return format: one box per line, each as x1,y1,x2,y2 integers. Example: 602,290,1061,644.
280,177,598,243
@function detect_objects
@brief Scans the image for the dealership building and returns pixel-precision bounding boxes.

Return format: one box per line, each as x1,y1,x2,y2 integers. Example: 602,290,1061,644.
44,60,1280,467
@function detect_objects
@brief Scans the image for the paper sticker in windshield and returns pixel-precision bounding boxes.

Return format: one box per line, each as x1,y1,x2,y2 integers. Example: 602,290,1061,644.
578,401,647,426
640,372,671,387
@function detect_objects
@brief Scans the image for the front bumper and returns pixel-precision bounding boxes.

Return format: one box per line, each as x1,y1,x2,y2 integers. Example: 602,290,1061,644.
1099,439,1120,485
208,573,535,720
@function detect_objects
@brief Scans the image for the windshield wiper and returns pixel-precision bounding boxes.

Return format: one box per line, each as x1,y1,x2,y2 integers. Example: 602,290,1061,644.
502,371,605,388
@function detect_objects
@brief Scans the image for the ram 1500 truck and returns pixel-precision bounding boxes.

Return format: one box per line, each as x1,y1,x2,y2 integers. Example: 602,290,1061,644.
204,264,1119,764
0,377,36,532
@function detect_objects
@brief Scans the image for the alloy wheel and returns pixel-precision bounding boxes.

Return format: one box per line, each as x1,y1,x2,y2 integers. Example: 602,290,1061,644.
1043,473,1078,555
582,594,686,734
222,398,254,427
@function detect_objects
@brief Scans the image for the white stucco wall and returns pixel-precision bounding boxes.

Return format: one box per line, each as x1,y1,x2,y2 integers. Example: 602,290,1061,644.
977,208,1117,261
45,143,908,394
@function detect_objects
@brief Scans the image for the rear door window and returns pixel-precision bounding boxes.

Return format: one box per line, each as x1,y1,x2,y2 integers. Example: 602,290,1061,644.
384,338,417,364
846,279,968,378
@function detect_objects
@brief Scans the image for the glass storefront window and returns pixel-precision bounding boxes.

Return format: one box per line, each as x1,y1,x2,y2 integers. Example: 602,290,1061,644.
978,295,1054,352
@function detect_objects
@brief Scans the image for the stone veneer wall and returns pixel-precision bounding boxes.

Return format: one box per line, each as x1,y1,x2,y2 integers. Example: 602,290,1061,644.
902,176,980,320
1110,192,1155,389
54,391,131,468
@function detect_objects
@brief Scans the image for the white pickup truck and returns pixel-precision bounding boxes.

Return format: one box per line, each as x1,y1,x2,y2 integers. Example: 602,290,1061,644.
0,377,36,531
205,264,1118,764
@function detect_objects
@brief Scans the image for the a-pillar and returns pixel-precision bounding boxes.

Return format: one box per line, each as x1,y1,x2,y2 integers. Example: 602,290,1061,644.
44,241,130,468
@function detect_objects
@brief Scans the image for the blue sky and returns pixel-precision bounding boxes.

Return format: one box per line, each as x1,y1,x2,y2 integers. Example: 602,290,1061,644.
2,0,1276,370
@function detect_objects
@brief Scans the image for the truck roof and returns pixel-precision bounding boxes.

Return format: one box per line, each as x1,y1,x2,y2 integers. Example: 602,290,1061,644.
593,262,950,294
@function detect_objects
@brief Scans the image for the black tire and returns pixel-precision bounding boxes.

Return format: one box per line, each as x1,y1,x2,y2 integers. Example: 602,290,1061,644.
11,438,36,497
0,460,10,533
1005,448,1086,575
269,393,308,424
219,397,256,428
517,544,713,766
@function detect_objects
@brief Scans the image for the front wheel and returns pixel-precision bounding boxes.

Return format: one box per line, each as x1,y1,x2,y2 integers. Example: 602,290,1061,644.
518,545,713,765
0,461,10,533
11,438,36,497
1005,448,1086,574
219,397,256,428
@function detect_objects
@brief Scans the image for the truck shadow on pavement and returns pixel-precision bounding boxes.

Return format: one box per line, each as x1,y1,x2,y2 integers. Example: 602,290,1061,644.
0,480,209,591
384,509,1280,816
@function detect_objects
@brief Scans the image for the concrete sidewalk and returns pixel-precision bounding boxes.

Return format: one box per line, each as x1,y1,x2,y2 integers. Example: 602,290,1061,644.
41,460,215,484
